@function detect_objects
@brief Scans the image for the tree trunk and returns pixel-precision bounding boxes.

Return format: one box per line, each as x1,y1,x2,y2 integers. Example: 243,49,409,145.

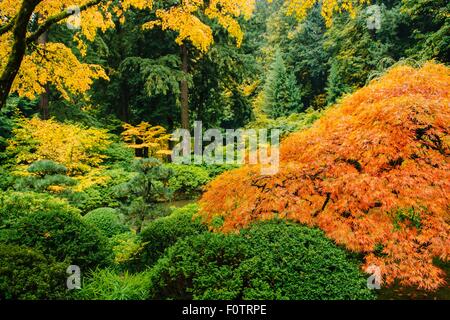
0,0,41,110
119,79,130,122
38,31,50,119
180,44,189,130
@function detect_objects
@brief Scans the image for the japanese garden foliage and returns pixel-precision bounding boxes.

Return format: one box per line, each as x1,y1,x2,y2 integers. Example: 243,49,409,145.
0,0,448,300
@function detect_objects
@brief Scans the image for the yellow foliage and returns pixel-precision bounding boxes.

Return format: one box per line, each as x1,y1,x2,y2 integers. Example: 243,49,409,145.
47,185,67,193
8,118,111,175
11,43,108,100
145,0,257,52
284,0,370,27
113,232,147,265
121,122,172,160
0,0,153,101
0,0,367,102
73,167,112,191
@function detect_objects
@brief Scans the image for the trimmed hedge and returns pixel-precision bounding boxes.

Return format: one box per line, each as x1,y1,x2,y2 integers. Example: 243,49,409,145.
149,220,375,300
138,204,207,267
83,208,128,238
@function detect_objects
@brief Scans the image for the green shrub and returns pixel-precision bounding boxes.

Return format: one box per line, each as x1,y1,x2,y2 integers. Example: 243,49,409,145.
0,192,112,270
102,141,134,168
27,160,68,176
164,164,211,199
14,160,76,193
149,221,375,300
238,221,374,300
0,244,67,300
6,212,112,270
138,204,207,268
149,231,247,300
83,208,129,238
15,174,77,193
69,168,136,213
0,166,15,191
76,268,152,300
198,163,240,179
245,108,322,138
110,232,146,270
0,191,79,226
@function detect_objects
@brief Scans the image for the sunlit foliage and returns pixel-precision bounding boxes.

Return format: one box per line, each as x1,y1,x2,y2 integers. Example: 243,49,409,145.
121,122,171,159
8,118,111,174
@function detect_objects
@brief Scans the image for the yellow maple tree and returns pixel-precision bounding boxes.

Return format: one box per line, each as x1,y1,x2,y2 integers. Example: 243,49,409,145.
121,122,172,159
8,117,111,174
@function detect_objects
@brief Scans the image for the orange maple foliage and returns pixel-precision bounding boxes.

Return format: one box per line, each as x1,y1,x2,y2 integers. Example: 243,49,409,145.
199,62,450,291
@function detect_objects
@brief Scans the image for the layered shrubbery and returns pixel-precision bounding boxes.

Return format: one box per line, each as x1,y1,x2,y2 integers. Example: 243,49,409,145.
165,164,211,199
149,221,374,300
14,160,77,193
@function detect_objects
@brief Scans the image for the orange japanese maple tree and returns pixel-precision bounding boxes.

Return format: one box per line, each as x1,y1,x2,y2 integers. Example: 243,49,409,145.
199,62,450,291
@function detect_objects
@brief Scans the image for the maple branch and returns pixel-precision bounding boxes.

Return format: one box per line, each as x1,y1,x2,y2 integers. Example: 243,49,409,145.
0,15,17,36
26,0,105,45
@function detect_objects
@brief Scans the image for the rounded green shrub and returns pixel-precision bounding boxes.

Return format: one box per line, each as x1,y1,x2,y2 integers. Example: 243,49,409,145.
7,211,112,270
0,244,67,300
149,221,375,300
164,164,211,199
238,221,374,300
15,174,77,192
138,204,207,268
83,208,128,238
0,192,112,270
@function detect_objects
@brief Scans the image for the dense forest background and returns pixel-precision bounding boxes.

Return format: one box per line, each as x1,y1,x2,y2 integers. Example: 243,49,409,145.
1,0,448,132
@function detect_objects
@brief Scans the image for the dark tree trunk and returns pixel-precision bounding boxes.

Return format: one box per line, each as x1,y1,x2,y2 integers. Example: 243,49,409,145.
0,0,41,110
180,44,189,130
37,30,49,119
39,83,50,119
119,80,130,123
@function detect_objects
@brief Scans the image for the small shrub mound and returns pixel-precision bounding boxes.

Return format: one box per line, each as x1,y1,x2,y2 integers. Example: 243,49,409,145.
149,221,374,300
138,204,207,268
83,208,128,238
165,164,211,199
0,191,112,270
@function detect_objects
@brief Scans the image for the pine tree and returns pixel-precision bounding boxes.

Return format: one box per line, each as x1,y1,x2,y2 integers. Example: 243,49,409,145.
262,49,303,118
